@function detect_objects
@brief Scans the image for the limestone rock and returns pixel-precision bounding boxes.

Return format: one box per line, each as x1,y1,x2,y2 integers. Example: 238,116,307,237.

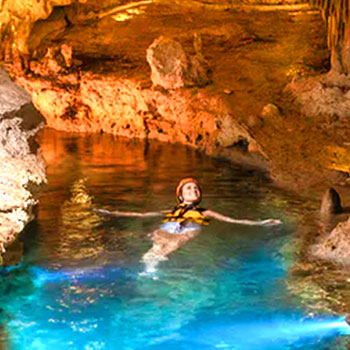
215,108,267,158
0,0,86,55
311,217,350,265
0,66,46,263
10,58,267,170
312,187,350,265
60,44,73,68
289,71,350,120
246,114,263,128
320,187,342,217
146,36,210,90
0,68,31,115
261,103,281,119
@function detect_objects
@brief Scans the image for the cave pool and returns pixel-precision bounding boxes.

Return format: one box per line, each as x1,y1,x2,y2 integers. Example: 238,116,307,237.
0,128,349,350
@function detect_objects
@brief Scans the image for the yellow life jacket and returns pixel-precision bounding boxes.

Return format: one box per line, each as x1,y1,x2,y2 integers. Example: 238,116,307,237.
163,203,209,225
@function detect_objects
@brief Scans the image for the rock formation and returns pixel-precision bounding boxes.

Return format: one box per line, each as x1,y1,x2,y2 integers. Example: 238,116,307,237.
289,71,350,121
320,187,343,217
0,0,102,57
288,70,350,179
9,38,266,169
311,216,350,266
0,66,46,264
146,36,210,89
311,188,350,265
2,1,338,191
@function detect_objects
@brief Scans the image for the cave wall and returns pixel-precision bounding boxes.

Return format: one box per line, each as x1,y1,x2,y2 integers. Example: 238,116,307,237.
0,0,77,54
14,63,265,163
0,0,128,57
0,0,299,57
2,0,337,193
0,66,46,264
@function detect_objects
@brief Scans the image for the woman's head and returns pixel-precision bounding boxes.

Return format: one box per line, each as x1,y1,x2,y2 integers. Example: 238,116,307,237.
176,178,202,205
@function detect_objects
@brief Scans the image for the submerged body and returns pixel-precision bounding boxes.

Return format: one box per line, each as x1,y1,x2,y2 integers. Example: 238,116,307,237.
142,202,207,272
159,221,202,234
142,223,202,271
96,177,281,273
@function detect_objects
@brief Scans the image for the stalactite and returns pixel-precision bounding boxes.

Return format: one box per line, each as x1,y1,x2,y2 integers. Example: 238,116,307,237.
310,0,350,73
0,0,87,57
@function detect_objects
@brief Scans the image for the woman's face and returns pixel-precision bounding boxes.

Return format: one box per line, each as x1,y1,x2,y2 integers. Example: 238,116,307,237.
181,182,201,204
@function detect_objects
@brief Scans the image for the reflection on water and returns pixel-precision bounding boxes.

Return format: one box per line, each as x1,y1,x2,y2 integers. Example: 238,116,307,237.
0,128,349,349
60,179,103,262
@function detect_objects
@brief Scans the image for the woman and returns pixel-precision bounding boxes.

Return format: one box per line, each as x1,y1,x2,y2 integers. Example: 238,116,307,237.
96,177,281,273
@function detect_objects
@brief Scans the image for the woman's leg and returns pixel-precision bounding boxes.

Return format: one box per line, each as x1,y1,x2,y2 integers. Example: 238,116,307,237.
141,229,200,272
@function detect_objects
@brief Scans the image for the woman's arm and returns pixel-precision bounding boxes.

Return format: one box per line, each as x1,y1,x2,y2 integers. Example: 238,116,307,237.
93,208,167,218
203,209,281,226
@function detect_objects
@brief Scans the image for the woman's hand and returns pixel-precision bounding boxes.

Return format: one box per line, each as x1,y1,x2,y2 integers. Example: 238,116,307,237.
259,218,282,226
93,209,128,216
203,209,282,226
93,208,112,215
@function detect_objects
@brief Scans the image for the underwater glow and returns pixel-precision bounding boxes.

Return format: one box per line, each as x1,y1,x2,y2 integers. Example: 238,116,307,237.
29,265,123,286
12,265,349,350
187,316,350,350
1,130,349,350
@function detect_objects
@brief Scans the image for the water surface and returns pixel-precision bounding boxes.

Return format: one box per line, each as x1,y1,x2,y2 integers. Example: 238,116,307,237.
0,128,349,350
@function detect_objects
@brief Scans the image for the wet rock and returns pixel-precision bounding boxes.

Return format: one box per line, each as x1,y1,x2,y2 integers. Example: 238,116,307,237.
2,240,24,267
310,187,350,265
320,187,343,217
318,187,344,236
0,66,46,263
311,216,350,266
146,36,210,89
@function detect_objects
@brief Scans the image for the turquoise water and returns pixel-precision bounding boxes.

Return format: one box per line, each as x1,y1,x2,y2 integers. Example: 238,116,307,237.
0,129,349,350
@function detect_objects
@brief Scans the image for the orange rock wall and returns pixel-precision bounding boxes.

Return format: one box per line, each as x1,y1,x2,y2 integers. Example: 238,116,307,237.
17,69,259,157
0,0,77,54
